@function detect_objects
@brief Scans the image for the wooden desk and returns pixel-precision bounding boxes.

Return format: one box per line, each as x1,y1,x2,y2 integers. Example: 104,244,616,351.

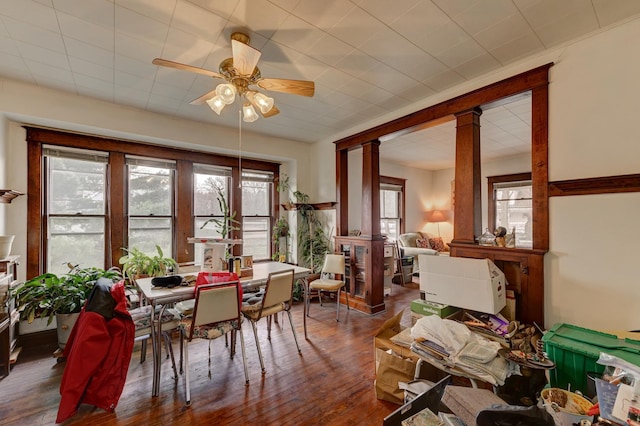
136,262,312,397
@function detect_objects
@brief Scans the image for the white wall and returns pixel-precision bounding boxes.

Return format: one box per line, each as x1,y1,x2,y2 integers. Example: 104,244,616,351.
380,162,434,234
545,17,640,331
0,79,312,280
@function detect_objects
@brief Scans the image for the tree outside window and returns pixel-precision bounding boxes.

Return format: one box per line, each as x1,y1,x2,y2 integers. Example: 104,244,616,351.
45,148,107,275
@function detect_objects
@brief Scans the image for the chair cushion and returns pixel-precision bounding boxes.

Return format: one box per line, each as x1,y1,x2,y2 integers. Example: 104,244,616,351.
175,299,195,316
180,318,240,340
130,305,179,330
241,302,284,320
309,278,345,291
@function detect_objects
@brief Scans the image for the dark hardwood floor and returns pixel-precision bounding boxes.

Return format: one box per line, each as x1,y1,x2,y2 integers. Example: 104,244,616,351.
0,283,419,426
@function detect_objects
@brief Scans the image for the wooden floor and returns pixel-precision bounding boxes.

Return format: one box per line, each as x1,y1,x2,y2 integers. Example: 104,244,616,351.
0,283,419,426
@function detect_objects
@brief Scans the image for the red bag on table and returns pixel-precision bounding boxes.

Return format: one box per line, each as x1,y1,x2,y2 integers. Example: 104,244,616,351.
195,272,242,308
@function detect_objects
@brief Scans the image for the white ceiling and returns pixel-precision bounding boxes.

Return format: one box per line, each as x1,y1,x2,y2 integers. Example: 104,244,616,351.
1,0,639,169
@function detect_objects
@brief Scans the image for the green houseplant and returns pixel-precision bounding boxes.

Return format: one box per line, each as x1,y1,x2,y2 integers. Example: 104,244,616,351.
118,245,177,281
200,184,240,239
15,265,122,348
272,216,290,261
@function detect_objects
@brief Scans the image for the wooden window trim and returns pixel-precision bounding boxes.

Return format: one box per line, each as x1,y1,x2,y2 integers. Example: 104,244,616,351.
380,175,406,235
487,172,532,231
25,127,279,278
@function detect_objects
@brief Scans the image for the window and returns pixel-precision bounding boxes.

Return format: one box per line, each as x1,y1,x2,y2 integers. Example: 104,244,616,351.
44,147,108,275
241,170,274,261
488,173,532,248
27,127,280,277
192,165,232,265
127,157,175,257
380,177,405,241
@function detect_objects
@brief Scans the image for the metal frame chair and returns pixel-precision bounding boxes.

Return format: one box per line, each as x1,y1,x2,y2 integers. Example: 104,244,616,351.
241,269,300,374
181,281,249,406
307,254,349,321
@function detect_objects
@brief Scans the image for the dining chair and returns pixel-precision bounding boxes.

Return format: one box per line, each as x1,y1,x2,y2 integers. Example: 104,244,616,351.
129,304,181,379
180,280,249,406
241,269,300,374
307,254,350,321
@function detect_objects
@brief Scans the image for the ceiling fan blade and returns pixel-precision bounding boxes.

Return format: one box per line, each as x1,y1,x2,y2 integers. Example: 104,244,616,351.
189,89,217,105
152,58,225,79
262,105,280,118
257,78,315,97
231,39,262,76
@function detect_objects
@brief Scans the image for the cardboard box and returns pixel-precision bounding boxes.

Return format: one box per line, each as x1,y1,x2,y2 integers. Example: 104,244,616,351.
419,255,506,314
374,310,419,365
442,385,506,426
410,299,460,318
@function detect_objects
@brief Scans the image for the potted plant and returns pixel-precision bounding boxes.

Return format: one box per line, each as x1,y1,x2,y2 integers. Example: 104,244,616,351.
15,265,122,348
200,184,240,239
118,245,177,281
272,216,290,261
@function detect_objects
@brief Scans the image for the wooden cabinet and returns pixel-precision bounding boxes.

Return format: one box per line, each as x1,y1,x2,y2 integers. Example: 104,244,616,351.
333,236,385,315
383,243,395,296
0,255,20,375
449,244,545,326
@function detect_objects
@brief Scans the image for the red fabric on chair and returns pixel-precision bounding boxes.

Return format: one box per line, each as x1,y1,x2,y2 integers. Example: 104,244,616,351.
56,280,135,423
195,272,243,308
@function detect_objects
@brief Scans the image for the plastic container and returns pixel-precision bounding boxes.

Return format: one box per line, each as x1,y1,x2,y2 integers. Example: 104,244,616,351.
542,323,640,394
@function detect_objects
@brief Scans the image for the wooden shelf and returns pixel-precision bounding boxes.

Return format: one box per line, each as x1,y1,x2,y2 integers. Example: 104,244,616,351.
0,190,24,204
281,202,336,211
187,238,243,244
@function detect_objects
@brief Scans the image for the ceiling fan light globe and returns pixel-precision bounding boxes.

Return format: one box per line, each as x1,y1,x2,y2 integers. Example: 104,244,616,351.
254,92,274,113
242,103,259,122
215,83,236,105
206,95,226,115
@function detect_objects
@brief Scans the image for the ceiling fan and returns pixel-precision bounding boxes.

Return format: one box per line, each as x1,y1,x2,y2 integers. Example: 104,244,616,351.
152,32,315,122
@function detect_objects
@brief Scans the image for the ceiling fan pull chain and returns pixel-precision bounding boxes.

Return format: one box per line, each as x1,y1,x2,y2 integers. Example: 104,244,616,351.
238,109,242,188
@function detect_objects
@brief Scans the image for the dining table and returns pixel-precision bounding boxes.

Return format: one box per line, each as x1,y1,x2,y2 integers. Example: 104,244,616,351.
135,261,312,397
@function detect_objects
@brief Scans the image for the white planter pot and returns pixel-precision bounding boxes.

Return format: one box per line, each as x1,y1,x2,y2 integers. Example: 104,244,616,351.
56,313,80,349
0,235,15,259
19,317,57,335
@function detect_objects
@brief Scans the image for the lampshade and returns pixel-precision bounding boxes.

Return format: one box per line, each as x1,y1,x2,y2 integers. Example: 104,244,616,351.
242,102,259,122
246,91,274,114
215,83,236,104
322,254,345,275
425,210,448,223
206,95,226,115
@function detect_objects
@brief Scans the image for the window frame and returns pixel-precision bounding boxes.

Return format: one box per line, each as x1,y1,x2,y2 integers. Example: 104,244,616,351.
380,175,406,240
241,169,275,261
487,172,532,235
126,156,176,258
43,146,109,273
25,127,280,277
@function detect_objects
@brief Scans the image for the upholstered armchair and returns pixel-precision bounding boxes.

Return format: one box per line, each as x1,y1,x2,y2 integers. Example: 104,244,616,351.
397,232,448,272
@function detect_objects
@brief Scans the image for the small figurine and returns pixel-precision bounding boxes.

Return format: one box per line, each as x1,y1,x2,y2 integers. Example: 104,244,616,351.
494,226,507,247
505,227,516,248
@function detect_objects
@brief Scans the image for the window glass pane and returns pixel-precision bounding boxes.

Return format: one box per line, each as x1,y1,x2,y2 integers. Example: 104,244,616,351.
380,190,399,218
242,180,270,216
494,182,532,248
128,218,172,257
381,218,400,242
194,174,229,216
243,217,270,260
128,164,172,215
48,217,105,274
380,187,401,241
49,157,106,215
